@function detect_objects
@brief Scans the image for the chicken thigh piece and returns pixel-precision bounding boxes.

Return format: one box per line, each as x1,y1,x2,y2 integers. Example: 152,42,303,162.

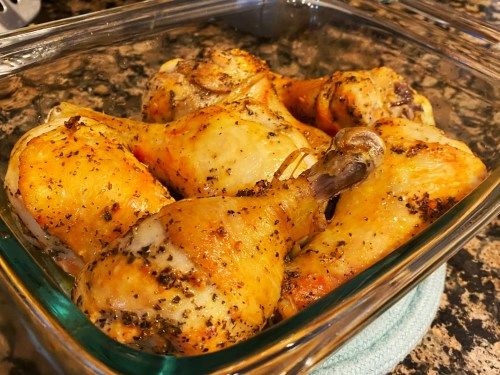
72,127,385,355
142,48,433,135
52,94,317,198
278,118,487,318
4,116,173,273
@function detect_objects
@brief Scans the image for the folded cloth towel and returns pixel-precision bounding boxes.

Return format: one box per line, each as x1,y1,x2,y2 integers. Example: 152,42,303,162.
313,265,446,375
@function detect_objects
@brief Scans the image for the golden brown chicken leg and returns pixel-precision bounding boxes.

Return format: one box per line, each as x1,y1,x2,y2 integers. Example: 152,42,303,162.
51,90,318,198
6,74,324,270
4,115,174,273
143,49,332,154
72,127,385,355
273,68,435,134
278,118,487,318
142,48,268,122
142,48,434,135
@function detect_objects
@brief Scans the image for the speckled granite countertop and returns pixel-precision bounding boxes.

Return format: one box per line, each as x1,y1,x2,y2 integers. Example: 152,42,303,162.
0,1,498,374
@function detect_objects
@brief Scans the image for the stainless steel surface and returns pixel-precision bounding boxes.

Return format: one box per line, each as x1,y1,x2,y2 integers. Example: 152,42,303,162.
0,0,41,32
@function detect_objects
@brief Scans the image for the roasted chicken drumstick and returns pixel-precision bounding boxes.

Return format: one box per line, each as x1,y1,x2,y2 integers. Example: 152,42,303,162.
72,127,385,355
49,91,317,198
278,118,487,317
142,48,434,134
4,115,173,272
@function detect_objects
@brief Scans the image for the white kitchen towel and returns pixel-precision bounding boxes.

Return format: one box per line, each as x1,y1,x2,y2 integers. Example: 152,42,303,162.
314,265,446,375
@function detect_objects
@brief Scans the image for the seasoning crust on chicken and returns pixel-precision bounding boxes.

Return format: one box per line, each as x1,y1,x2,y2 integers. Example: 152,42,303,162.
142,48,268,123
6,72,324,272
5,115,173,273
51,96,317,198
72,128,385,354
278,118,486,317
142,48,434,136
142,49,332,154
273,67,435,134
3,45,488,357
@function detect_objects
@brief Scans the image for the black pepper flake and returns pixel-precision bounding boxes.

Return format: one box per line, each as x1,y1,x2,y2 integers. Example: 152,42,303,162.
64,115,81,130
214,226,227,237
172,295,181,304
405,142,428,157
390,145,405,154
102,208,112,222
121,311,135,326
138,245,151,258
157,268,176,288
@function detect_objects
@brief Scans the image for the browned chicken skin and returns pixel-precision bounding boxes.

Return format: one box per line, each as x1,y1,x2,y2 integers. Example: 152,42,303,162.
142,48,484,319
142,48,332,152
278,118,486,317
50,94,317,198
72,128,385,354
4,116,173,272
5,88,320,271
273,67,435,134
142,48,434,135
142,48,268,122
4,46,487,356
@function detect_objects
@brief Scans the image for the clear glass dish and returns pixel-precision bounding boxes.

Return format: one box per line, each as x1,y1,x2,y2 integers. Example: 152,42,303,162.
0,0,498,373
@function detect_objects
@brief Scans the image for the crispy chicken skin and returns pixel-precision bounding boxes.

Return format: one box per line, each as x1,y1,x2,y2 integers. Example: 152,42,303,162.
142,48,331,154
142,48,268,122
73,183,318,355
5,73,321,270
4,116,173,272
72,128,385,354
142,48,433,135
53,93,317,198
274,67,435,134
278,118,486,318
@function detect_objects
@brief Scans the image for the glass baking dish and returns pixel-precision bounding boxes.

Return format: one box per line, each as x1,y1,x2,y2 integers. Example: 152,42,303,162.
0,0,498,373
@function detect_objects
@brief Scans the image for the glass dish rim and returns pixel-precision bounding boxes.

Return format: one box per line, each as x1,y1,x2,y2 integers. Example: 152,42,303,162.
0,0,498,373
